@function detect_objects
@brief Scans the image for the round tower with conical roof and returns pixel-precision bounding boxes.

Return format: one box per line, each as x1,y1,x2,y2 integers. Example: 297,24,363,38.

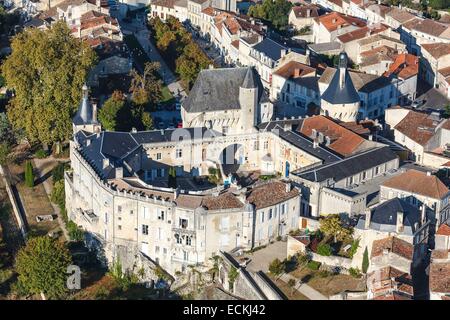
239,67,259,133
72,84,101,134
320,52,360,122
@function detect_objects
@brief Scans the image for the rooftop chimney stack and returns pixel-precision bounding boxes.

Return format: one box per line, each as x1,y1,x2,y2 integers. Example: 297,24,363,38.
396,211,404,233
102,158,110,169
307,9,311,17
313,139,319,149
115,167,123,179
92,103,97,123
365,209,371,229
285,182,292,193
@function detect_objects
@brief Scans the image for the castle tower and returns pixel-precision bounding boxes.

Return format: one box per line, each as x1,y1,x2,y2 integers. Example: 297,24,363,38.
239,67,258,133
320,52,360,122
72,84,101,135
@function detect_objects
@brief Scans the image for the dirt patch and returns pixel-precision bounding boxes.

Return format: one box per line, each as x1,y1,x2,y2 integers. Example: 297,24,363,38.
269,276,309,300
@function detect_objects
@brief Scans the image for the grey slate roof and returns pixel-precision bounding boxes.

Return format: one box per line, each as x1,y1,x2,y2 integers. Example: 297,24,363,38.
252,38,288,61
73,85,97,125
321,53,360,104
295,146,398,183
182,67,268,113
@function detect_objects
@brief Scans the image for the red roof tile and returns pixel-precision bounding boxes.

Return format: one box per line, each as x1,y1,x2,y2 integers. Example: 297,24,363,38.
437,224,450,236
371,236,414,260
394,111,443,146
318,12,366,33
384,53,419,80
430,262,450,293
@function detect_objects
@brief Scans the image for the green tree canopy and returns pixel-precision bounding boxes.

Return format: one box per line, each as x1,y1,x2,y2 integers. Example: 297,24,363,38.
98,91,126,131
362,246,369,274
129,62,163,107
15,236,72,299
1,21,96,146
24,161,34,188
248,0,292,32
319,214,353,243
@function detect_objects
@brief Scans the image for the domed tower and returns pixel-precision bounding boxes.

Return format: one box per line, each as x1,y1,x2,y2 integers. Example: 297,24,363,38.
72,84,101,134
320,52,360,122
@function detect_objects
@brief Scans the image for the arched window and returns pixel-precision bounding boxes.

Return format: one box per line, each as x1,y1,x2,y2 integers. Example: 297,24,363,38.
175,233,182,244
186,237,192,246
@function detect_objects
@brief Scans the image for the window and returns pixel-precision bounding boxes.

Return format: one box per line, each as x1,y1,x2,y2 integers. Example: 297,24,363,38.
281,204,286,215
264,141,269,150
156,153,161,160
254,141,259,151
104,212,108,224
261,211,265,223
118,225,122,230
143,207,150,220
130,210,134,215
186,237,192,246
117,206,122,213
179,218,188,229
220,217,230,231
163,248,167,255
155,246,160,254
183,251,189,261
142,224,149,235
269,209,273,220
175,234,182,244
157,227,163,240
157,209,165,220
222,126,229,134
176,148,182,158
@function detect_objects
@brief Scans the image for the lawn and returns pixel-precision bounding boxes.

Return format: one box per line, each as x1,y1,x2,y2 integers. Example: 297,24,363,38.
290,266,365,297
269,276,309,300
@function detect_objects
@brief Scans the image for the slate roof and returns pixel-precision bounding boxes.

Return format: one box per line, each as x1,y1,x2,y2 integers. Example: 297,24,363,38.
295,146,398,183
365,198,421,229
73,85,97,126
382,169,449,199
251,38,288,61
182,67,267,113
320,53,360,104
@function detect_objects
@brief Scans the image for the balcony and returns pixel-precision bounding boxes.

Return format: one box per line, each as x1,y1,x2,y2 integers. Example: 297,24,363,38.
78,208,99,225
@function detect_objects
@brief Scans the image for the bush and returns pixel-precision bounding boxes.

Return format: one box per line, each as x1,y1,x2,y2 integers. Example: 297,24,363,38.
34,149,47,159
317,243,332,256
24,161,34,188
307,261,321,270
52,162,65,182
362,247,369,274
348,239,360,258
349,267,362,278
268,258,285,275
67,221,84,242
317,270,331,278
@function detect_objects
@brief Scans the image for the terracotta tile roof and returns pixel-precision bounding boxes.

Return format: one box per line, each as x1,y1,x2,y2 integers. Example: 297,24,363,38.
382,169,449,199
200,191,244,210
439,66,450,79
372,293,412,300
437,223,450,236
291,4,319,19
360,46,397,67
246,181,299,210
368,265,413,299
430,262,450,293
328,0,343,7
403,18,450,38
385,7,416,24
273,61,315,79
394,111,444,146
422,43,450,59
432,249,449,260
384,53,419,80
366,4,392,18
231,40,239,49
339,120,376,135
201,6,216,16
371,236,414,260
152,0,177,8
337,24,388,43
318,12,366,33
298,115,365,157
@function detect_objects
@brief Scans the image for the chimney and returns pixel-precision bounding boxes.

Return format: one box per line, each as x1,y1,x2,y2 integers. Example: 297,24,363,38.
368,134,373,141
365,209,371,229
420,205,426,225
332,18,337,24
96,0,101,9
427,171,431,176
86,139,91,146
313,139,319,149
284,123,292,131
325,136,331,146
294,68,301,78
102,158,110,169
92,103,97,123
285,182,292,192
280,49,287,57
318,132,324,144
396,211,404,233
174,188,180,199
115,167,123,179
131,127,137,133
311,128,318,139
209,64,214,69
306,9,311,17
77,25,81,38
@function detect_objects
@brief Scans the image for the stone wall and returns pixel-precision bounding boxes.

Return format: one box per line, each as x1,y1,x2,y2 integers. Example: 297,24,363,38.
310,252,353,270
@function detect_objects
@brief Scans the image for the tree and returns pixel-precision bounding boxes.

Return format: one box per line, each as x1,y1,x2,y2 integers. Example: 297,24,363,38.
287,278,296,295
428,0,450,9
362,246,369,274
0,112,16,146
24,161,34,188
248,0,292,32
168,166,177,188
141,111,154,130
98,91,126,131
15,236,72,299
176,43,210,89
268,258,285,276
1,21,96,147
129,62,163,107
319,214,353,243
0,142,10,165
52,162,65,182
51,179,65,211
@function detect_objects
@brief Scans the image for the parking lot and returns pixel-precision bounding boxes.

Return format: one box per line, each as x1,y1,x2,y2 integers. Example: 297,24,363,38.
151,110,182,130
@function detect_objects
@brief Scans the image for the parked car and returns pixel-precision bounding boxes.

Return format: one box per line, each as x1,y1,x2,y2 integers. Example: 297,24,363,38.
175,103,181,111
158,121,165,129
411,99,425,109
177,122,183,128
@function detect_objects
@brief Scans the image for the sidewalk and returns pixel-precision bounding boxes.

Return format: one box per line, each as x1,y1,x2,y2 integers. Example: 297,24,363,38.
279,273,328,300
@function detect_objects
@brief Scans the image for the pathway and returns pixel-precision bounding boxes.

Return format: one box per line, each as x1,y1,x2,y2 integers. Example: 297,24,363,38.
32,157,69,241
279,273,328,300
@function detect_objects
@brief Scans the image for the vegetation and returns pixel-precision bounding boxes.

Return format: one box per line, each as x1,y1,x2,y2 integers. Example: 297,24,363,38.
24,161,34,188
316,243,333,256
228,266,239,290
269,258,285,276
307,260,321,271
34,149,48,159
319,214,353,243
208,255,222,280
0,142,10,165
108,258,140,291
443,104,450,119
149,17,211,89
168,166,177,188
130,62,163,108
98,91,126,131
67,221,84,242
348,239,360,259
15,236,72,299
348,267,362,278
248,0,292,32
1,21,96,149
287,278,296,295
207,166,221,185
362,247,369,274
52,162,66,182
0,6,20,35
